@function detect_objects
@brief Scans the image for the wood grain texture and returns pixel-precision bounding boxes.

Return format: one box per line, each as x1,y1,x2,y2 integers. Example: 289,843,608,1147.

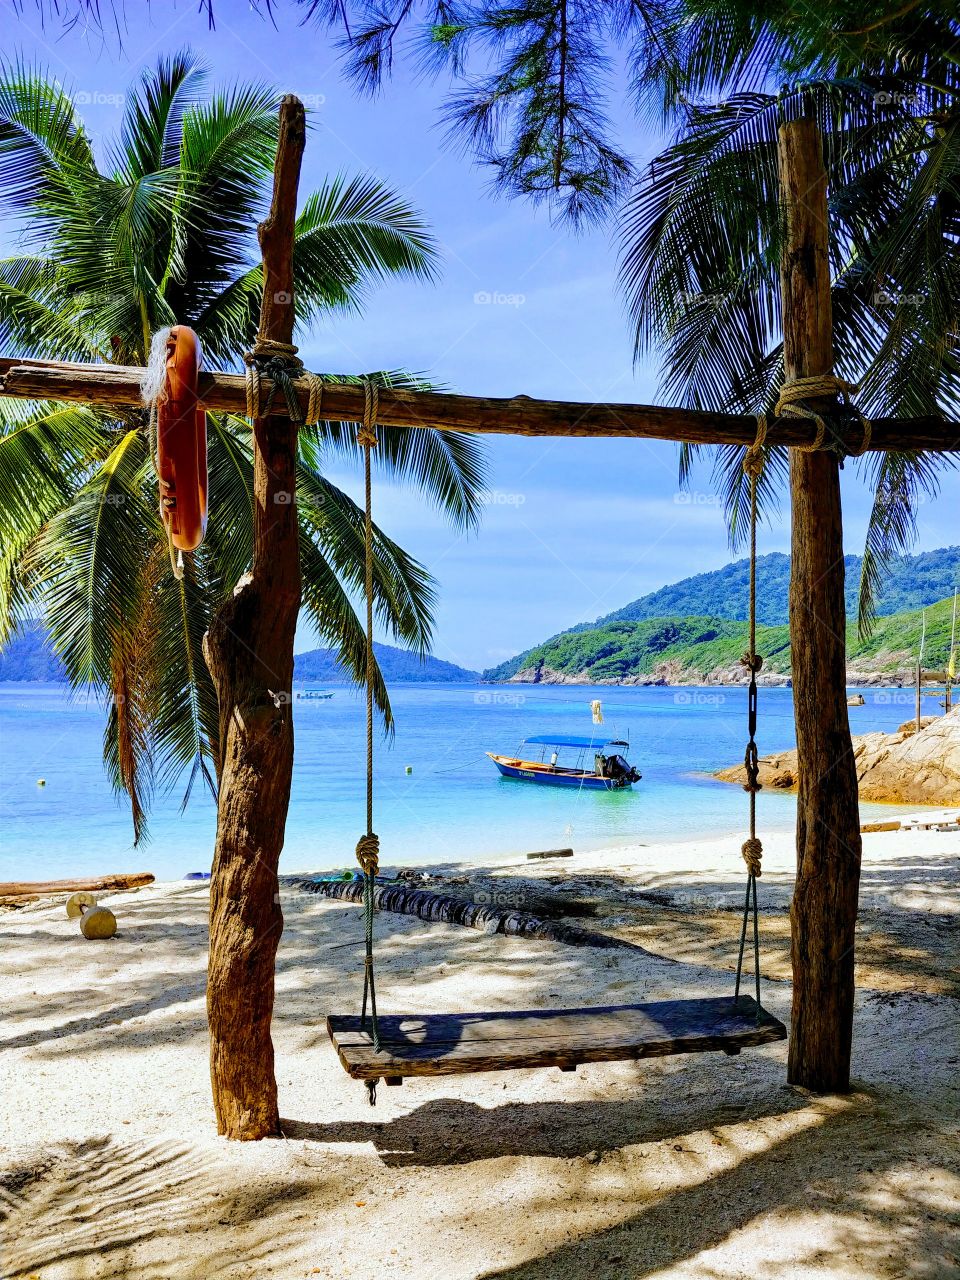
1,359,956,452
327,997,786,1080
203,96,306,1141
778,118,863,1094
0,873,153,896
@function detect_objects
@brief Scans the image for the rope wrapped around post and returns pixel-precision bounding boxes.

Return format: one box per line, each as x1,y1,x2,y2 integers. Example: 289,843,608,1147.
356,376,381,1072
243,338,327,427
244,338,304,422
775,374,872,459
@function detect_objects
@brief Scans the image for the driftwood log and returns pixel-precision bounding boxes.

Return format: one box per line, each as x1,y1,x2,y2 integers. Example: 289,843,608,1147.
298,878,650,953
0,872,154,906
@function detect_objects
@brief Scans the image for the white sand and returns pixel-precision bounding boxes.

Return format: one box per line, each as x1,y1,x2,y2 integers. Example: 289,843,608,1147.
1,829,958,1279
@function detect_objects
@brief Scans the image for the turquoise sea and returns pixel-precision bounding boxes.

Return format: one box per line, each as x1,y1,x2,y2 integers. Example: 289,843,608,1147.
0,680,921,883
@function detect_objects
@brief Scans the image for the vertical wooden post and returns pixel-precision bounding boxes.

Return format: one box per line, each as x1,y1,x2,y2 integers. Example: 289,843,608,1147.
779,118,862,1093
202,96,306,1139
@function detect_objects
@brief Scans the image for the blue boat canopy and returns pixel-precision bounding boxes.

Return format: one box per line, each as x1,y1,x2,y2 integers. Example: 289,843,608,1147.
522,734,629,750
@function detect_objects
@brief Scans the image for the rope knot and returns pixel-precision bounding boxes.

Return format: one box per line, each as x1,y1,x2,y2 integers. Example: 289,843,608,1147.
244,340,305,422
743,415,767,477
740,651,763,674
774,374,871,459
357,377,379,449
741,836,763,878
356,832,380,877
742,740,762,793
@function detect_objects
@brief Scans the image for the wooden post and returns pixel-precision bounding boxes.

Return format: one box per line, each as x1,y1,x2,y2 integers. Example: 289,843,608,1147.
779,118,862,1094
202,96,306,1140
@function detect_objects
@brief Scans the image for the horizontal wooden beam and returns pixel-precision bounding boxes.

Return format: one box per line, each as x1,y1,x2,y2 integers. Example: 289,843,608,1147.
1,357,957,452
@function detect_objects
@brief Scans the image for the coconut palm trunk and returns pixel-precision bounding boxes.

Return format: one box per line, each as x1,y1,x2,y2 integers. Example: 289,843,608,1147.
201,97,304,1139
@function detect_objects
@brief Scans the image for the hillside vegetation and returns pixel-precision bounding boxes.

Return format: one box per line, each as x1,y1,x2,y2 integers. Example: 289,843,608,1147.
294,643,477,683
491,596,958,686
487,545,960,680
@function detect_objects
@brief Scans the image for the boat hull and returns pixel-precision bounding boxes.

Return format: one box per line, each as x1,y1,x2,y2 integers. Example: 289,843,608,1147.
487,755,634,790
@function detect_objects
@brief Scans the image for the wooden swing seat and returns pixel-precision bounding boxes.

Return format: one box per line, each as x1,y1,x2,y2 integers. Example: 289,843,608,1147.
327,995,786,1084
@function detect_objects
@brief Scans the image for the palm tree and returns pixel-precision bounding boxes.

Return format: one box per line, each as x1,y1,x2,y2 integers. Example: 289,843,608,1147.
294,1,958,628
618,3,959,630
0,51,487,841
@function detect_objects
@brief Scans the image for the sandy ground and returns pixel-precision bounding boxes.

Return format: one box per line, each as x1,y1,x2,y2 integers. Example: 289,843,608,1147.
1,828,958,1280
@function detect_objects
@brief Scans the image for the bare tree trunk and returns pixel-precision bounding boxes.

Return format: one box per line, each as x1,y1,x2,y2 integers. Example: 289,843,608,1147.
202,97,306,1140
778,118,862,1093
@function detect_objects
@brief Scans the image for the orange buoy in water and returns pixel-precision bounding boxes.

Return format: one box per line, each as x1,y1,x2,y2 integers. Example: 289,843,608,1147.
157,325,208,552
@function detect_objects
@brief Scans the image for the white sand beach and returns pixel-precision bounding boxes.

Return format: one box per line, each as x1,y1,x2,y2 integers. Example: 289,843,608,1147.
1,826,958,1279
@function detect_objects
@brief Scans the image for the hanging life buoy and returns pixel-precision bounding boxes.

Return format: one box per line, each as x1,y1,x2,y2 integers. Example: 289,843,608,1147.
156,325,208,553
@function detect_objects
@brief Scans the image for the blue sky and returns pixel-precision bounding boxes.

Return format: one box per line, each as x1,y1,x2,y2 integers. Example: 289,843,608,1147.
4,3,959,672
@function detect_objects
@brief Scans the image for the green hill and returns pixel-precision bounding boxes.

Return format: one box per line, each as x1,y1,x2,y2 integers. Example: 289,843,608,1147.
485,545,960,681
294,643,477,683
487,596,957,686
0,621,65,681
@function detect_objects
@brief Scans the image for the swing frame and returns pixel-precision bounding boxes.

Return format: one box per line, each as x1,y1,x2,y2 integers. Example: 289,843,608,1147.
2,102,955,1135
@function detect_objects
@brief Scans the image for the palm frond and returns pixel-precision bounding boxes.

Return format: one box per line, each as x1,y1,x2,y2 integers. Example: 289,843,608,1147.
0,58,96,221
109,51,208,180
298,369,488,529
291,174,439,321
297,465,436,654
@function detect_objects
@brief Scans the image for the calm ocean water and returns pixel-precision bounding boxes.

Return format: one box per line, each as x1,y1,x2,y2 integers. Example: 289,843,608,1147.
0,680,921,882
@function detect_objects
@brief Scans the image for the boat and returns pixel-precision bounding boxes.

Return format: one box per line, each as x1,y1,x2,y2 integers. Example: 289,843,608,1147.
297,689,335,701
486,734,641,790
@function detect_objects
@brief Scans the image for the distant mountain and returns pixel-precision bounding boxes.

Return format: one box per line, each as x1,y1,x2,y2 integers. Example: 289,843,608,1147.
485,546,960,681
0,620,65,682
0,622,478,684
489,595,958,687
295,642,478,683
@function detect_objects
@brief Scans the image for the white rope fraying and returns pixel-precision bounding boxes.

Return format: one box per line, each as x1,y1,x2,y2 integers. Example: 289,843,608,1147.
140,327,173,407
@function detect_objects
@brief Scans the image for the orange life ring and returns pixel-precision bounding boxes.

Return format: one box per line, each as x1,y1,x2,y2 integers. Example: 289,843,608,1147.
157,325,208,553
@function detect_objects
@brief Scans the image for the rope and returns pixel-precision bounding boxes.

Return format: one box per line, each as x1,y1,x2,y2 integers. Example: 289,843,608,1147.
734,428,765,1019
743,414,767,478
848,415,872,456
356,376,381,1058
305,373,325,427
774,373,868,456
243,338,305,422
245,356,327,428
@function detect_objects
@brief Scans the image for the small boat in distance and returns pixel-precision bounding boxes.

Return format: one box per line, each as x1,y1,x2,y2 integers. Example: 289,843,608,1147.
487,734,641,790
297,689,335,701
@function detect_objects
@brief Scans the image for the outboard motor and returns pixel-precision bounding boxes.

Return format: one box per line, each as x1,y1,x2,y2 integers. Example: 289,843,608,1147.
604,753,640,784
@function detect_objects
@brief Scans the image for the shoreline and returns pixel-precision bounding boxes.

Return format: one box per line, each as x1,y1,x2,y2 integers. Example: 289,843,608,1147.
1,799,947,889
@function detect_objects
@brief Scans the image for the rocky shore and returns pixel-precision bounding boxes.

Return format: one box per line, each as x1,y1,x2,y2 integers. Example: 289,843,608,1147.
716,709,960,805
506,660,945,687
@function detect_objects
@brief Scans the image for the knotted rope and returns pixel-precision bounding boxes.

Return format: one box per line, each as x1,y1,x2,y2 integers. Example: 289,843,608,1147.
739,420,764,879
774,373,872,458
243,339,327,428
734,418,767,1016
356,376,381,1067
244,338,304,422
